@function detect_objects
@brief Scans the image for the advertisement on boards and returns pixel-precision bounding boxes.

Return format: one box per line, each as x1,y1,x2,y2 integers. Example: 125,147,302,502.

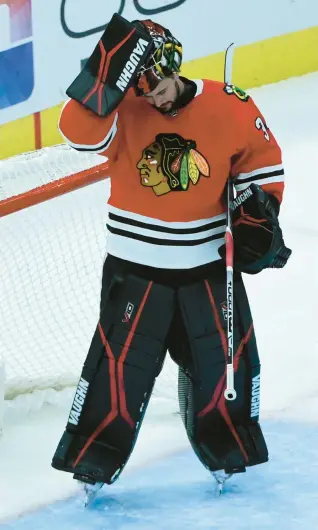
0,0,34,111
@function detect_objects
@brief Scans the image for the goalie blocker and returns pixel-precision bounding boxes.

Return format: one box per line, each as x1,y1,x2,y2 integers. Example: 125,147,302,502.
218,183,292,274
52,257,268,484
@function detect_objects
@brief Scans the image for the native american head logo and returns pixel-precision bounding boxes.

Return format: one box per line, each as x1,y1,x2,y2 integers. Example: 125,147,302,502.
136,133,210,196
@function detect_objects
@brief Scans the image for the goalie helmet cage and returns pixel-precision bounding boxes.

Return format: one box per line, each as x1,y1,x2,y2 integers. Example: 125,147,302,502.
0,144,177,417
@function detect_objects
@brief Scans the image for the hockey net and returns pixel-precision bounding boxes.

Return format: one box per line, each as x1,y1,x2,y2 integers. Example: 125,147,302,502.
0,145,178,407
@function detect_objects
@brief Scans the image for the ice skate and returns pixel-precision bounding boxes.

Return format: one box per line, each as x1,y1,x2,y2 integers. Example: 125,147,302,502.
212,470,233,494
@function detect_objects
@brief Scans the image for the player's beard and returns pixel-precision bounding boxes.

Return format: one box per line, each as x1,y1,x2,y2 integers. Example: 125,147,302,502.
153,80,194,116
151,81,179,115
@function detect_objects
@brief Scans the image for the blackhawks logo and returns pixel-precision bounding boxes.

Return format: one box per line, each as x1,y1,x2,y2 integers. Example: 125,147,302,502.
224,84,249,102
136,133,210,196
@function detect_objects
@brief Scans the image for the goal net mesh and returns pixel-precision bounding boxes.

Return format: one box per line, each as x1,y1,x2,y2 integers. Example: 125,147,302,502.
0,145,177,401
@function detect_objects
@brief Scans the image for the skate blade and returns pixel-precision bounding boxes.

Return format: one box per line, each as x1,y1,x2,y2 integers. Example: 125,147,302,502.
83,482,104,507
212,471,233,495
217,481,225,495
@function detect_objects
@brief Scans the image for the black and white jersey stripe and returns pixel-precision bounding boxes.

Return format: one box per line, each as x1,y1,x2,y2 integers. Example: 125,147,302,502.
106,206,227,269
234,163,284,192
59,104,118,154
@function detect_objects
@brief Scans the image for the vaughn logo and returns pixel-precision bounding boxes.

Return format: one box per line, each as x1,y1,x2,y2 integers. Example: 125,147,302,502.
230,187,253,211
122,302,134,323
68,377,89,426
250,374,261,418
221,301,227,321
116,38,149,92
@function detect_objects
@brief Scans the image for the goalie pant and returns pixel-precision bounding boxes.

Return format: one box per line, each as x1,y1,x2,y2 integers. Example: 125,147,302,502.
51,256,268,484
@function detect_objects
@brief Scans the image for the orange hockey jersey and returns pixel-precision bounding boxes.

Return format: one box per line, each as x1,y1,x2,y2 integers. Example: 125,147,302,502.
59,79,285,269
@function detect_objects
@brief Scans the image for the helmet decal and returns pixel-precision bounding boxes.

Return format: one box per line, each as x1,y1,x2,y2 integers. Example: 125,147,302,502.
133,20,183,95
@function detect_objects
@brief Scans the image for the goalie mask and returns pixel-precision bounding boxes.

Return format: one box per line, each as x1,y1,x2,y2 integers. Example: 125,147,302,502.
132,20,183,96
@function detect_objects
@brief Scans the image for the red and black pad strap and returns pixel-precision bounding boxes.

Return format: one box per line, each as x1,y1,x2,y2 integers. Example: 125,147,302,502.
66,13,153,116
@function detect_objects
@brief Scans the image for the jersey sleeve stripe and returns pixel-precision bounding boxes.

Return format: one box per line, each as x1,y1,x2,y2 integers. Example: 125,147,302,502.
235,174,285,192
234,164,284,181
58,112,118,153
235,168,284,184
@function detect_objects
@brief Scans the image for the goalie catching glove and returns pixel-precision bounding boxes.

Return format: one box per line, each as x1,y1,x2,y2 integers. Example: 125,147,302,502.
66,14,153,117
219,183,292,274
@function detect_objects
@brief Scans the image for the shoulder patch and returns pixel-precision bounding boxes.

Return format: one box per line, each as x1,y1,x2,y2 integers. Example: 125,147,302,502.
223,84,249,102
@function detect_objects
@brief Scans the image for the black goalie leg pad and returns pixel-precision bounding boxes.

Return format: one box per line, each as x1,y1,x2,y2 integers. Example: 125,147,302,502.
177,275,268,474
52,274,175,484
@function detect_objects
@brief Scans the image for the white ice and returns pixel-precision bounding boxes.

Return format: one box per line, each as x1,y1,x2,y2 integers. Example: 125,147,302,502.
0,72,317,528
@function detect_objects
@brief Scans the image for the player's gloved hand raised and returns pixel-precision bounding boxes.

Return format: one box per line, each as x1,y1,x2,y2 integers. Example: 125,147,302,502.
218,183,292,274
66,14,152,117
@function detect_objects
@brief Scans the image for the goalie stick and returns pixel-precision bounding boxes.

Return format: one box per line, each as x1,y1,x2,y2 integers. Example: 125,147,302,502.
223,43,237,401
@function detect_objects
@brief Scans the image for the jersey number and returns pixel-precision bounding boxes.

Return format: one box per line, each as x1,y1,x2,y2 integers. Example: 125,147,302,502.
255,117,270,141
